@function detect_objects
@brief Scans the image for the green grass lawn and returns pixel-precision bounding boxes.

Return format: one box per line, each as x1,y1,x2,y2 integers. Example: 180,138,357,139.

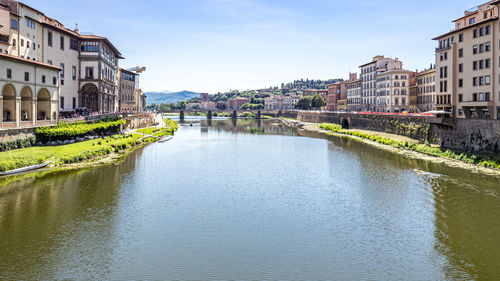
0,134,150,172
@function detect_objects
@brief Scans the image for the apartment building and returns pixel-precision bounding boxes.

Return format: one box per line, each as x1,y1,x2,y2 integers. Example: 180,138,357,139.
375,70,412,113
433,0,500,119
264,95,300,110
346,79,362,112
1,0,123,114
327,73,357,111
118,68,136,112
416,67,437,112
360,56,403,111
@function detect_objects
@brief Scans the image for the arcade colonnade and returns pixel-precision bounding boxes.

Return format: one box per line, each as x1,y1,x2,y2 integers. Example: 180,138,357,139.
0,82,58,128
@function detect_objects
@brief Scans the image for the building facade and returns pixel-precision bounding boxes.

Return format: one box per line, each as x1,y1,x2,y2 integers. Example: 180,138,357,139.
327,73,357,111
416,68,437,112
433,0,500,119
0,0,123,115
360,56,403,111
118,68,136,112
228,97,250,109
0,53,59,128
346,79,362,112
264,95,300,110
375,70,411,113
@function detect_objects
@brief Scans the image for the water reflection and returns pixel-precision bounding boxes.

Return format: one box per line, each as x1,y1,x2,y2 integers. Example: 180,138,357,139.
0,119,499,280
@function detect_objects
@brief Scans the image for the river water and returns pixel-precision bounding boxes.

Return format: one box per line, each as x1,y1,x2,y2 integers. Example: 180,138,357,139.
0,119,499,280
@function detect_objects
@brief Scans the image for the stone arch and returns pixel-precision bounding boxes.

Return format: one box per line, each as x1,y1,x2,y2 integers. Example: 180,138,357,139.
20,86,33,121
341,118,349,129
37,88,51,121
2,83,16,122
81,83,99,112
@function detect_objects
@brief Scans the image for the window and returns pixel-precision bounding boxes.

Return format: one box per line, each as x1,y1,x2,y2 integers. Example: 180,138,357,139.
60,36,65,50
85,67,94,79
459,33,463,42
486,92,491,101
402,98,406,105
70,38,78,51
47,60,53,65
473,29,478,38
53,77,57,85
61,97,64,109
473,45,478,54
6,69,12,79
469,17,476,25
72,66,76,80
459,63,463,72
486,25,491,35
479,44,485,53
60,63,65,78
486,59,491,68
459,48,463,57
480,60,484,69
459,94,463,102
42,75,46,83
11,19,18,30
24,72,29,81
25,18,35,29
480,27,484,36
72,97,76,109
32,42,35,50
473,93,478,101
48,31,52,47
486,75,491,85
12,39,16,47
473,77,478,86
459,79,463,88
21,39,24,47
486,42,491,52
479,76,484,86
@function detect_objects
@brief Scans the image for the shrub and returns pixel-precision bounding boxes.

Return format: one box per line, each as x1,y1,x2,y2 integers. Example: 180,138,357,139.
35,119,126,143
0,136,37,152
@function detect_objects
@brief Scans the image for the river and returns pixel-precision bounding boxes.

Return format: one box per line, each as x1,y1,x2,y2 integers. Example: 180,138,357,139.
0,119,499,280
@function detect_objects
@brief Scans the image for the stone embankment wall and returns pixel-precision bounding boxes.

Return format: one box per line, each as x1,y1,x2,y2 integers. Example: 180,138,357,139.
124,113,158,130
295,111,500,153
0,128,35,142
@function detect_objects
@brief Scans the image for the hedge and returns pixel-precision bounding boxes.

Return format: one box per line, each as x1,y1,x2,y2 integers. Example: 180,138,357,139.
35,119,126,143
0,136,37,152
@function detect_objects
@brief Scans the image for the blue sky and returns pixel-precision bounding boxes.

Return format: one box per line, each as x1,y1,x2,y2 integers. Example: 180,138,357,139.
34,0,481,93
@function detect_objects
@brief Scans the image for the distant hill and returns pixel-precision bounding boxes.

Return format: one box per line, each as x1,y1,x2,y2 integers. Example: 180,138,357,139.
145,91,200,105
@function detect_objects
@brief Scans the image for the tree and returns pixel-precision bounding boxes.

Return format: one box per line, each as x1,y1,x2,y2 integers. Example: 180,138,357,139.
294,96,312,110
216,101,227,110
179,101,187,110
311,94,326,109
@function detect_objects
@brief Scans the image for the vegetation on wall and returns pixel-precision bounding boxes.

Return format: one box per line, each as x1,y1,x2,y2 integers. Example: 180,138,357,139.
0,136,37,152
319,123,500,169
35,119,126,143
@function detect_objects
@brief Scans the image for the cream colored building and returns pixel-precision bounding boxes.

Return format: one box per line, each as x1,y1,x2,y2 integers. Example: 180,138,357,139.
346,79,361,112
433,0,500,119
118,68,136,112
375,70,411,113
360,56,403,111
1,1,124,115
0,52,59,128
416,68,436,112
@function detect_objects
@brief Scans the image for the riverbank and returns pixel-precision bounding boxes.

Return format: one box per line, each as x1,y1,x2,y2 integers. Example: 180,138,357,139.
277,118,500,177
0,119,178,177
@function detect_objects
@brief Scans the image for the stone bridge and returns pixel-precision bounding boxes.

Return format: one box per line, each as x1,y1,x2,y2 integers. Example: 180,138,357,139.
161,109,291,120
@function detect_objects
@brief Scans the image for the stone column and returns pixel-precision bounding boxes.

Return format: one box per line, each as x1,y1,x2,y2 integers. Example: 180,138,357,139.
16,96,21,128
32,97,36,126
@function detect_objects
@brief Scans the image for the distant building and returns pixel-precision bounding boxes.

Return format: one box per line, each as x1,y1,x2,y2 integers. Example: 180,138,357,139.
264,95,300,110
346,79,362,112
118,68,136,112
416,67,436,112
303,89,328,100
360,56,403,111
375,69,412,113
327,73,356,111
200,93,209,102
227,97,250,109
